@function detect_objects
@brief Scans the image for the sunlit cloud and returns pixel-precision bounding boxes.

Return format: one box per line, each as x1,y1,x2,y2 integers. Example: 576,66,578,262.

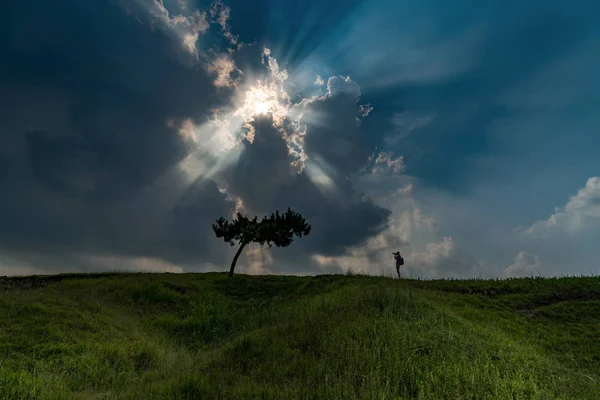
522,177,600,238
290,75,364,130
209,0,239,46
144,0,209,58
208,54,243,88
130,0,240,61
358,104,373,118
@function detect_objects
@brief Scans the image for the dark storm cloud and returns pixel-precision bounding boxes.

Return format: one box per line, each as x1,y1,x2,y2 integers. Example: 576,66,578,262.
0,0,393,275
302,76,372,175
223,118,299,212
0,0,236,270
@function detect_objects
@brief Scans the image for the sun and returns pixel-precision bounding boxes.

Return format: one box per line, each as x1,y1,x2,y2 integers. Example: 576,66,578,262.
244,86,275,116
235,80,290,125
231,77,290,137
253,98,270,115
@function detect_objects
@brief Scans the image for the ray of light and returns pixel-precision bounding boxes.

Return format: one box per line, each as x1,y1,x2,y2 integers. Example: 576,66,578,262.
303,154,343,201
250,0,482,94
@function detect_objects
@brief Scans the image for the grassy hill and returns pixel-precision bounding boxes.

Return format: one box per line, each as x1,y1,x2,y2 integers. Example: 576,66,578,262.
1,272,599,399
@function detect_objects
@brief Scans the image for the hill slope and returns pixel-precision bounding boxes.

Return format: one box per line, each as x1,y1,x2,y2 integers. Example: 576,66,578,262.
1,273,599,399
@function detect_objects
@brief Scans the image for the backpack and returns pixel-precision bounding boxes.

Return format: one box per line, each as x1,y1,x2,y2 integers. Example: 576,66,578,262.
394,253,404,266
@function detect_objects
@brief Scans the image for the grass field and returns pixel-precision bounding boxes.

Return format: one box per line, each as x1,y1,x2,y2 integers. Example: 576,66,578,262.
0,272,599,399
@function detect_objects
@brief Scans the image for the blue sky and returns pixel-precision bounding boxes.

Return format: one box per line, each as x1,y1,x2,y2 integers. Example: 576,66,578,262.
0,0,598,277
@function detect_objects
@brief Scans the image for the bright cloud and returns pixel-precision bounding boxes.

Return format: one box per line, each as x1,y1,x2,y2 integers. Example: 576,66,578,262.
504,251,540,277
231,48,292,126
524,177,600,238
237,82,288,123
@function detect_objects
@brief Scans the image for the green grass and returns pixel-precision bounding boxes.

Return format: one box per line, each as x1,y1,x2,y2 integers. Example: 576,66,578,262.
0,272,599,399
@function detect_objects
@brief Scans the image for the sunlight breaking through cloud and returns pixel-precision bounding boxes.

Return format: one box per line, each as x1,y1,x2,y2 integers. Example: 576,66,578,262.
2,0,599,280
82,2,385,275
237,82,288,123
164,38,378,202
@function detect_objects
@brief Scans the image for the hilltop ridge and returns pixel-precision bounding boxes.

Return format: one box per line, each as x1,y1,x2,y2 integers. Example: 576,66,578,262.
1,272,599,399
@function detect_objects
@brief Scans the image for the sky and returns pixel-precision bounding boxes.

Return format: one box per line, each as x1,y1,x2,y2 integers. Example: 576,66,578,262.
0,0,599,278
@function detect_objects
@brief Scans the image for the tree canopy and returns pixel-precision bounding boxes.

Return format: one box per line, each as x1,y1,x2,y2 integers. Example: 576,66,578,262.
213,208,311,277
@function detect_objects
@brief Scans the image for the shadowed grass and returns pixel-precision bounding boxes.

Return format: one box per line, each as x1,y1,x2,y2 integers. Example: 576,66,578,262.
0,273,598,399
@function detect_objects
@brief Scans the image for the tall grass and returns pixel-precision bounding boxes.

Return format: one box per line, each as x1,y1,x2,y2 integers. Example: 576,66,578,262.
0,272,598,399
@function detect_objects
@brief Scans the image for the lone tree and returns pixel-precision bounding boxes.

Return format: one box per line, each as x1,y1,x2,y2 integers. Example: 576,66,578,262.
213,208,311,278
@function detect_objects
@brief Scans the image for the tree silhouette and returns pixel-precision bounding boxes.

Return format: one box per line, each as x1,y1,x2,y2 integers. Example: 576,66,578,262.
213,208,311,278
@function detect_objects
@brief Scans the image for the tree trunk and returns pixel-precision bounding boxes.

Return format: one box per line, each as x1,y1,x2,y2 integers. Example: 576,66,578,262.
229,241,248,278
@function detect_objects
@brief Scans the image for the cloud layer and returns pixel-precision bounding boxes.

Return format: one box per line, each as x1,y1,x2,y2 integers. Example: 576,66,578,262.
1,0,599,278
0,0,393,276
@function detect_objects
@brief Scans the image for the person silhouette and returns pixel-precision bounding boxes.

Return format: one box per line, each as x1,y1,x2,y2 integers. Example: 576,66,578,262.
392,251,404,278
